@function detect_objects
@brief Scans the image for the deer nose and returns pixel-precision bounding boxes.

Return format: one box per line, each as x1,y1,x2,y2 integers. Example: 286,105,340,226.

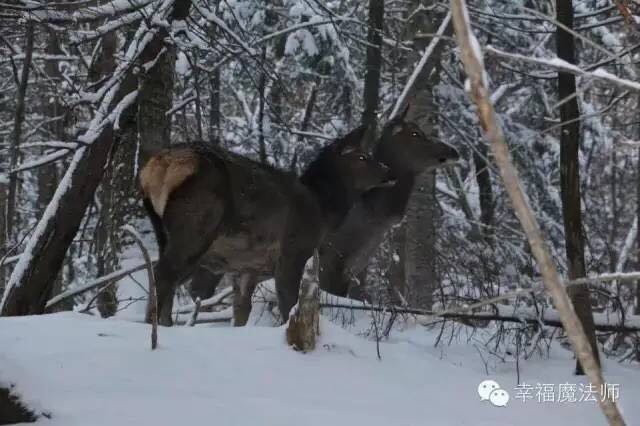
379,162,394,181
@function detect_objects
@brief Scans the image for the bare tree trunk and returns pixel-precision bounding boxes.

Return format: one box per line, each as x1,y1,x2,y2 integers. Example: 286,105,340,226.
209,68,221,143
401,2,450,309
360,0,384,149
257,45,268,163
0,180,6,294
286,255,320,352
5,22,34,244
38,26,67,311
1,2,191,316
137,27,178,165
473,143,494,237
637,140,640,315
556,0,600,374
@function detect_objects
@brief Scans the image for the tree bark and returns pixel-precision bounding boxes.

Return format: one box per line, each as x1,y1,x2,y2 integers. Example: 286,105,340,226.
400,2,450,309
0,1,191,316
286,256,320,352
360,0,384,150
473,142,494,237
208,67,221,143
636,97,640,316
137,26,178,165
38,26,67,312
556,0,600,374
5,22,35,244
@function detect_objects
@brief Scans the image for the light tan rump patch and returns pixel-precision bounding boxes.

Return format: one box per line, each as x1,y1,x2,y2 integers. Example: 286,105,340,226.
140,148,199,216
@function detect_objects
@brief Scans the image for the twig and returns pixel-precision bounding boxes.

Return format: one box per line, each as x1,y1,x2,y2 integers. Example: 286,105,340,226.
45,260,155,310
187,297,201,327
450,1,626,424
390,10,451,118
122,225,157,351
174,286,233,313
320,303,640,332
485,45,640,92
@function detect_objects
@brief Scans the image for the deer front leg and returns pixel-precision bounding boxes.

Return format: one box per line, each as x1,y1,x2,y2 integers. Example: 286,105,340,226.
232,272,258,326
275,251,311,323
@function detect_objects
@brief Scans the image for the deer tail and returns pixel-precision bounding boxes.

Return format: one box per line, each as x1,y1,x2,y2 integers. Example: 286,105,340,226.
139,149,200,217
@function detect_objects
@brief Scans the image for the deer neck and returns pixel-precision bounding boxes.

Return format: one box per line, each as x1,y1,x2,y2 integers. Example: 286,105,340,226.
300,169,351,229
373,145,420,216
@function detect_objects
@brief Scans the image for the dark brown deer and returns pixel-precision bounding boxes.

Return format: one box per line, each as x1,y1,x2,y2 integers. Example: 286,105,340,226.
318,108,459,298
189,107,459,325
140,126,391,326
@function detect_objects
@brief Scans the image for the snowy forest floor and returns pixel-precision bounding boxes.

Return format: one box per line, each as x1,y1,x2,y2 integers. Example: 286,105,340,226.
2,306,640,425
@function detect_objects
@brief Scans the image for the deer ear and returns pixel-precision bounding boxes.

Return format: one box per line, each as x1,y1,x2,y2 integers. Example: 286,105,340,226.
399,102,410,120
339,125,367,153
351,125,368,148
341,146,356,156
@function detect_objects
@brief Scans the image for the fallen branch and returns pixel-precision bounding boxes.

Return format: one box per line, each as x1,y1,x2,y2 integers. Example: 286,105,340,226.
320,303,640,332
45,260,156,311
174,286,233,314
450,1,626,424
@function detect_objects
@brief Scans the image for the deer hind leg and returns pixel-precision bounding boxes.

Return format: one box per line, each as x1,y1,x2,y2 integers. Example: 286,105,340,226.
318,248,349,297
189,266,225,302
232,272,258,327
151,181,225,326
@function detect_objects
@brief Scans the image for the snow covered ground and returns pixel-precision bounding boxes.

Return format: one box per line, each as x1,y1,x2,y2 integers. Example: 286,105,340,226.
2,310,640,425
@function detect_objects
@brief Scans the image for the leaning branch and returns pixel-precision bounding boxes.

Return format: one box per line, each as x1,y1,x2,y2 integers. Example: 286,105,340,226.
450,1,626,425
320,303,640,333
45,260,156,311
390,11,451,118
486,45,640,92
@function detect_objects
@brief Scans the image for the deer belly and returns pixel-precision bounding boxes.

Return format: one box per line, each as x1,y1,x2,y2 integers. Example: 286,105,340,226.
204,233,280,274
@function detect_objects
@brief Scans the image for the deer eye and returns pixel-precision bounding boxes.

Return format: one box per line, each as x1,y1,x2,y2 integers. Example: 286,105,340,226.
358,155,368,161
411,131,420,138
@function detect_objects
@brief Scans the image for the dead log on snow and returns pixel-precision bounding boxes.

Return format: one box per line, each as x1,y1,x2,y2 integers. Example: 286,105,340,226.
286,254,320,352
0,385,37,425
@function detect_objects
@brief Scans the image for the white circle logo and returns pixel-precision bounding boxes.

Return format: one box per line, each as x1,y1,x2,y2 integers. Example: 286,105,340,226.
478,380,510,407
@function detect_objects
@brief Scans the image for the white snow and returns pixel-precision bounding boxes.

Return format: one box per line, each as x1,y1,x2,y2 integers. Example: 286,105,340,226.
1,312,639,425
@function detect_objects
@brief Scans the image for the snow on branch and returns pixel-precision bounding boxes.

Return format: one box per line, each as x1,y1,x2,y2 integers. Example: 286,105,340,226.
69,2,159,45
192,2,256,56
11,149,71,174
45,260,157,311
391,11,451,118
486,45,640,92
26,0,157,23
1,0,176,314
449,0,626,424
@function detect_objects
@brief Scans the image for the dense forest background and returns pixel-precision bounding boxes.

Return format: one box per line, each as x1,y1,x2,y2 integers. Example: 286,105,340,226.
1,0,640,366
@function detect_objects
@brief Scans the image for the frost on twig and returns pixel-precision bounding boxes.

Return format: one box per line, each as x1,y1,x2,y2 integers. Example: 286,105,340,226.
449,0,626,424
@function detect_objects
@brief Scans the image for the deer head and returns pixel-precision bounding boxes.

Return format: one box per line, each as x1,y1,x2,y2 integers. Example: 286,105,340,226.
330,125,392,193
377,106,459,175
